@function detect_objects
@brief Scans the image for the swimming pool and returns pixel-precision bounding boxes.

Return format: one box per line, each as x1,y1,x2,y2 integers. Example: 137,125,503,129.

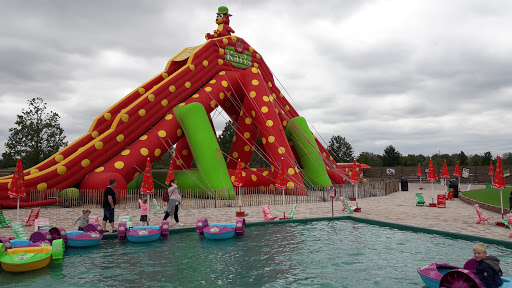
2,219,511,287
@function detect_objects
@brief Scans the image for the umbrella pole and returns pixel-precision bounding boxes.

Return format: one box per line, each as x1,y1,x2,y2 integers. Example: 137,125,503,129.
17,198,20,222
282,187,285,206
431,182,434,204
238,186,242,208
501,189,504,219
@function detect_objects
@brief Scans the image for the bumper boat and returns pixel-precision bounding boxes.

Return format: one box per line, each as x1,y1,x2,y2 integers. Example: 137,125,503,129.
196,218,246,240
118,220,169,242
0,239,64,272
418,259,512,288
66,223,103,247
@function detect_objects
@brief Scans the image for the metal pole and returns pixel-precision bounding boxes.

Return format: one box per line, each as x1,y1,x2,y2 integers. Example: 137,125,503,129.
501,189,504,219
17,198,20,222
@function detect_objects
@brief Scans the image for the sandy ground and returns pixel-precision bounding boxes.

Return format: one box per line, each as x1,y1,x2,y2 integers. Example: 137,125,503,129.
1,183,511,241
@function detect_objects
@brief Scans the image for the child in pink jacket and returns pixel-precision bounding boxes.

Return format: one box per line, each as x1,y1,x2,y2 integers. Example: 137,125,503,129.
139,198,150,226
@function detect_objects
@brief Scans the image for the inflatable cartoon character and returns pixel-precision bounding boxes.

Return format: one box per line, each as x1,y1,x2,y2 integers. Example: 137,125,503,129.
205,6,235,40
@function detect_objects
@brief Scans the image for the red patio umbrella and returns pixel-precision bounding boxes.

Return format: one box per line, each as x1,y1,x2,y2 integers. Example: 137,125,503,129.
233,159,245,216
8,158,26,222
427,159,438,206
489,161,494,183
453,162,461,192
165,161,175,185
440,160,450,189
492,156,506,218
275,157,287,205
140,158,155,214
417,163,425,190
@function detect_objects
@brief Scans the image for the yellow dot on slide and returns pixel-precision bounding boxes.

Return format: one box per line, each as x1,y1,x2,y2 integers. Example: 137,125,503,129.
231,36,237,42
288,168,295,175
249,47,254,53
95,167,104,172
154,149,162,157
115,161,124,169
256,54,261,59
280,92,284,97
251,175,257,181
263,96,269,102
261,106,268,113
244,145,251,151
244,132,251,139
219,92,225,99
251,111,255,117
266,120,273,127
120,149,130,156
283,120,288,127
269,95,274,101
203,60,209,67
219,48,224,55
138,88,145,95
178,102,185,106
192,94,200,98
57,166,67,175
251,168,257,171
117,134,124,142
241,162,246,168
80,159,90,168
158,130,166,137
245,117,252,125
323,152,327,156
270,184,275,189
162,73,168,79
211,100,217,108
133,172,140,179
190,65,195,71
95,142,103,150
220,71,226,75
268,136,275,143
231,176,235,182
278,147,286,154
55,155,64,162
232,136,236,142
262,138,267,144
148,94,156,101
138,109,146,117
249,91,256,98
121,114,129,122
104,113,111,120
185,82,191,88
287,182,295,189
254,63,259,68
169,86,176,93
37,183,47,191
176,159,183,166
218,59,224,65
91,131,99,138
242,171,246,177
30,169,39,175
223,38,228,45
263,171,269,176
165,114,173,120
277,108,280,113
140,135,148,140
205,87,212,92
161,99,168,107
140,148,149,156
182,149,189,155
240,110,244,116
222,81,228,87
233,152,239,158
177,129,183,136
252,80,259,86
285,105,290,111
251,67,258,73
268,82,272,87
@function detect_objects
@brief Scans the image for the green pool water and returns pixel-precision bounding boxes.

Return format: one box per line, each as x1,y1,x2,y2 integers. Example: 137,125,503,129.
2,220,512,287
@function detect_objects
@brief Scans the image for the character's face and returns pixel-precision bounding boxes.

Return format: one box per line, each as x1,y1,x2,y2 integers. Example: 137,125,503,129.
474,250,487,261
216,14,224,24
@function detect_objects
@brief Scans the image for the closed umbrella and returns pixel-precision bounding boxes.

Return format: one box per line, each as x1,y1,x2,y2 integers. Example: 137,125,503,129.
427,159,439,207
453,162,461,193
140,158,155,214
492,156,506,219
233,159,245,216
8,158,26,222
165,161,175,185
440,160,450,190
275,157,287,206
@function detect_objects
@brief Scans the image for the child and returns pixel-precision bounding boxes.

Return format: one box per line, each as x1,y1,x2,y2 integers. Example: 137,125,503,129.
473,242,503,288
74,209,91,231
139,198,150,226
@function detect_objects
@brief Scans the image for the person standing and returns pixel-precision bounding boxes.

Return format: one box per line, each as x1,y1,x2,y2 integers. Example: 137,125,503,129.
102,179,117,233
163,179,183,226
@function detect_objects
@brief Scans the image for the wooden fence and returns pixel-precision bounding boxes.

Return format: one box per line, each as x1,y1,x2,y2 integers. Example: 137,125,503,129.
28,178,399,210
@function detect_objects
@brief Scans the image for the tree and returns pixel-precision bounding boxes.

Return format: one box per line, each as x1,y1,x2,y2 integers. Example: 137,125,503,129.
382,145,401,166
357,152,382,167
468,154,483,166
217,120,236,162
457,151,468,166
502,152,512,166
2,97,68,168
481,151,494,165
327,135,354,163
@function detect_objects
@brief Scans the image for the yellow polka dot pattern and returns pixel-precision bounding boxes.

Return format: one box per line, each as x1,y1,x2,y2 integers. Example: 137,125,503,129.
177,129,183,136
121,114,129,122
268,136,275,143
222,81,228,87
203,60,208,67
251,111,255,117
251,175,257,181
288,168,295,175
57,166,67,175
283,120,288,127
30,169,39,175
37,183,47,191
231,36,237,42
95,167,104,172
169,86,176,92
95,142,103,150
139,135,148,140
263,171,269,176
148,94,155,101
155,149,161,157
91,131,99,138
252,80,259,86
287,182,295,189
218,59,224,65
138,109,146,117
266,120,273,127
205,87,212,92
211,100,217,108
278,147,285,154
165,114,173,120
251,67,258,73
250,91,256,98
81,159,90,167
115,161,124,169
268,82,272,87
223,39,228,45
244,132,251,139
182,149,188,155
157,130,166,137
219,92,225,99
121,149,130,155
116,134,124,142
261,106,268,113
185,82,191,88
161,99,168,107
233,152,239,158
133,172,140,179
219,48,224,54
245,117,252,124
190,65,195,71
249,47,254,52
244,145,251,151
263,96,269,102
262,138,267,144
104,113,112,120
55,155,64,162
140,148,149,156
138,88,145,95
162,73,168,79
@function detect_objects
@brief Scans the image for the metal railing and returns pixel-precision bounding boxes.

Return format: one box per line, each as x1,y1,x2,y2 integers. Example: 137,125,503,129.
28,179,399,210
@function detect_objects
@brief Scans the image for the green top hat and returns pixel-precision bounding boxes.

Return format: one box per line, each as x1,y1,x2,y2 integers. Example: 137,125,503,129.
217,6,232,16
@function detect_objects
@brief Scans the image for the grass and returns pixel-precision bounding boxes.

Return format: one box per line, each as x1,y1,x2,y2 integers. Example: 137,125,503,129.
461,187,512,208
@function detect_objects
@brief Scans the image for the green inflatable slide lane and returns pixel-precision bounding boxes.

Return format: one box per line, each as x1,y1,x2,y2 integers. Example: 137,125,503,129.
285,116,332,186
174,103,234,199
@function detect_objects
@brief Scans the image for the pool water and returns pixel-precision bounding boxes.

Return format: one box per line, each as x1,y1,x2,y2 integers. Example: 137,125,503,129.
2,220,511,287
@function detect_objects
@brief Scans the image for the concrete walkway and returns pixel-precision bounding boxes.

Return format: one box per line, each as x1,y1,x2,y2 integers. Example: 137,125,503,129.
1,183,510,242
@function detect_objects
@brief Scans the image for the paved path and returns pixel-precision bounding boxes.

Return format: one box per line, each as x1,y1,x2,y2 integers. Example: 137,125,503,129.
1,183,510,242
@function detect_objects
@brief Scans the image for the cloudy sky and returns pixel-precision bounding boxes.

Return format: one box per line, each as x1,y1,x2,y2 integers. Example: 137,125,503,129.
1,0,511,159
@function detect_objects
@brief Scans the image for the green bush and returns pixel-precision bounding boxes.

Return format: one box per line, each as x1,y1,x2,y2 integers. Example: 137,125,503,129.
58,188,80,199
